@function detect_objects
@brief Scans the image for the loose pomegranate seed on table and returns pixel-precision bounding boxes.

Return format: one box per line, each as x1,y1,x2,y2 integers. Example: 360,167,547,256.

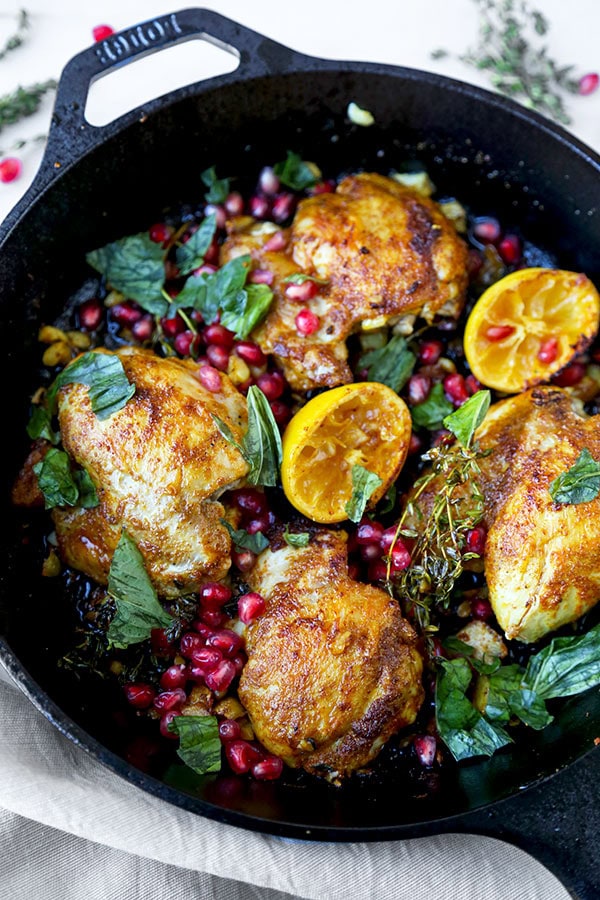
0,156,22,183
578,72,599,95
92,24,115,41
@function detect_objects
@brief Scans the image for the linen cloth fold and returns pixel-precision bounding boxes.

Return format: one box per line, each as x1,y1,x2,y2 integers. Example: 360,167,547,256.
0,663,571,900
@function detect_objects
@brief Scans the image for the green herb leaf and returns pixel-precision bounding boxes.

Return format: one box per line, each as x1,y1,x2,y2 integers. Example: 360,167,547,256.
86,232,167,315
173,255,251,324
220,282,274,340
27,405,59,444
175,215,217,276
411,382,454,430
282,273,328,286
33,448,80,509
344,464,383,523
106,530,172,649
507,688,553,731
73,468,100,508
549,448,600,505
282,525,310,548
201,165,230,204
48,352,135,421
524,622,600,700
443,390,491,448
378,483,397,515
221,520,269,554
273,151,318,191
168,715,222,774
358,335,417,393
243,385,283,487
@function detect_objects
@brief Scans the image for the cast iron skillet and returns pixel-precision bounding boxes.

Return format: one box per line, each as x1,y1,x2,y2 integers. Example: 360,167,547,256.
0,8,599,896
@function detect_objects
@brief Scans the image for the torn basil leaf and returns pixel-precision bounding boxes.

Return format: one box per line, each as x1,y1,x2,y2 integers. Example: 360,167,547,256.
411,382,454,430
524,622,600,700
73,468,100,508
86,232,167,315
27,405,59,444
443,390,491,448
175,215,217,276
173,255,251,324
220,282,274,340
201,165,230,204
549,448,600,505
107,530,172,649
47,352,135,421
33,448,80,509
358,335,416,394
344,464,383,523
282,273,328,286
168,714,222,774
221,520,269,554
273,151,318,191
282,525,310,548
243,385,283,487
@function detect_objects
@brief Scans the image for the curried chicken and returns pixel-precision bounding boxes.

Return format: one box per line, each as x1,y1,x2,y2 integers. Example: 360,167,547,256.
13,347,249,597
221,172,469,391
237,528,424,782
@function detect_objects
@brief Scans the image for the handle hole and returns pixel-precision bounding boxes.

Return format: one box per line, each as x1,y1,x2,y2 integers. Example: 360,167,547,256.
85,35,240,127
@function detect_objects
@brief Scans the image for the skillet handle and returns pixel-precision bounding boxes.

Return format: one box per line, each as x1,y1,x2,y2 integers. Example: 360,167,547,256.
44,7,306,163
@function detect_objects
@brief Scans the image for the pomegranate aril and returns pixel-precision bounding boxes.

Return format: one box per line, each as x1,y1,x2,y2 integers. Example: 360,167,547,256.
285,279,319,302
245,515,270,534
579,72,599,95
198,364,222,392
204,238,220,265
224,191,244,216
206,344,230,370
207,629,244,658
248,268,274,285
203,323,235,348
232,549,257,572
193,263,217,277
153,688,187,712
466,525,487,556
356,521,384,545
160,710,181,739
407,374,432,405
238,591,266,624
219,719,242,742
160,664,188,691
235,341,266,366
414,734,437,767
311,179,335,194
390,542,412,572
204,203,226,229
258,167,280,195
380,526,399,552
472,597,493,621
111,301,143,327
149,222,172,244
465,374,482,395
78,298,104,331
0,156,21,183
360,543,382,562
179,631,205,659
295,308,320,335
174,330,199,357
191,621,216,641
232,652,247,675
553,361,586,387
444,373,470,406
225,739,254,774
190,646,222,673
270,400,291,426
419,340,444,365
205,659,237,692
131,315,154,342
538,336,559,364
368,559,389,581
408,433,423,455
201,581,232,608
272,193,296,223
256,371,285,401
123,682,156,709
161,314,186,337
497,234,521,265
485,324,516,342
231,487,268,517
151,628,173,655
252,756,284,781
92,24,114,41
199,608,227,628
263,231,287,252
472,216,501,244
249,194,271,219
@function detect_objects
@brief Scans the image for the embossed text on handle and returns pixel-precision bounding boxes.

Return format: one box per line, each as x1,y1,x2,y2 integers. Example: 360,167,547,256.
94,14,183,66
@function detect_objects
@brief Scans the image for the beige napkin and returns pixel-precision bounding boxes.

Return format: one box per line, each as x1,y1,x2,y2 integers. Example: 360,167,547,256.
0,663,572,900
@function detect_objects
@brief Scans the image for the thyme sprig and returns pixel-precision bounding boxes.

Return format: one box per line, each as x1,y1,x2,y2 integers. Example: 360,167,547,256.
434,0,583,125
0,8,29,62
0,79,57,135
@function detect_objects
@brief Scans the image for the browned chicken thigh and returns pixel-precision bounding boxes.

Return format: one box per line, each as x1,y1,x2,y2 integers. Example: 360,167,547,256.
221,172,468,391
238,529,424,782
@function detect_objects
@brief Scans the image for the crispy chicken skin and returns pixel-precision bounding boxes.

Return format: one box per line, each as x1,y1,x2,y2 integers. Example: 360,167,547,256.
14,347,249,598
220,173,468,392
413,387,600,643
238,529,424,782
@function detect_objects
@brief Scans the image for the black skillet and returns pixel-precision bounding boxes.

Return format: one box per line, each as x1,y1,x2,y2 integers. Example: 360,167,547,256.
0,8,599,897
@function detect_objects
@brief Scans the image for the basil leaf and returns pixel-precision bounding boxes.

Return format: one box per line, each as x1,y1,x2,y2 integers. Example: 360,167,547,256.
549,448,600,505
27,405,59,444
212,415,244,455
443,390,491,448
344,464,383,523
483,664,525,722
282,273,328,286
282,525,310,548
33,448,80,509
411,382,454,430
358,335,417,393
168,714,222,774
175,215,217,276
378,483,397,515
174,256,251,324
508,688,553,731
220,282,274,340
221,520,269,554
107,530,172,649
48,352,135,421
201,165,230,204
244,385,283,487
86,232,168,315
523,622,600,700
273,151,318,191
73,468,100,508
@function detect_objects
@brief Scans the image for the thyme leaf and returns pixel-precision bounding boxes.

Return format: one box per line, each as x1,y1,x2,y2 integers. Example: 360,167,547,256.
0,79,57,135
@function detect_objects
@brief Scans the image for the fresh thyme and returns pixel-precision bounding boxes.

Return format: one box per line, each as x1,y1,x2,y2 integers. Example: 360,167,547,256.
434,0,583,125
0,79,57,135
0,8,29,62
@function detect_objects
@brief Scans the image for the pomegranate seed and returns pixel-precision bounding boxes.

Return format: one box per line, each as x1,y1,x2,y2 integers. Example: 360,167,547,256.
310,179,336,194
419,340,444,365
225,739,255,774
272,193,297,223
204,238,219,265
356,521,384,545
193,263,217,277
206,344,230,370
553,361,586,387
232,549,257,572
198,364,222,392
497,234,521,265
407,374,432,405
231,488,268,517
231,652,246,675
408,433,423,455
380,526,399,552
368,559,389,581
0,156,22,183
467,248,483,276
249,194,271,219
161,314,186,337
203,323,235,348
466,525,487,556
219,719,242,742
190,646,222,673
252,756,284,780
235,341,266,366
248,268,274,285
92,24,114,41
78,298,104,331
205,659,237,692
285,279,320,302
472,216,501,244
123,683,156,709
207,629,244,658
160,664,188,691
360,542,383,562
485,324,516,341
201,582,232,609
191,620,215,641
245,515,270,534
174,330,199,357
149,222,172,244
390,542,412,572
414,734,437,767
347,562,361,580
465,374,482,395
159,710,180,739
224,191,244,216
204,203,226,229
153,688,187,712
150,628,173,655
471,597,493,621
444,373,470,406
238,591,266,624
258,167,280,195
538,336,559,364
263,231,287,252
199,609,226,627
179,631,205,659
270,399,291,426
131,315,154,342
295,308,320,335
111,301,143,327
256,371,285,401
579,72,599,95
